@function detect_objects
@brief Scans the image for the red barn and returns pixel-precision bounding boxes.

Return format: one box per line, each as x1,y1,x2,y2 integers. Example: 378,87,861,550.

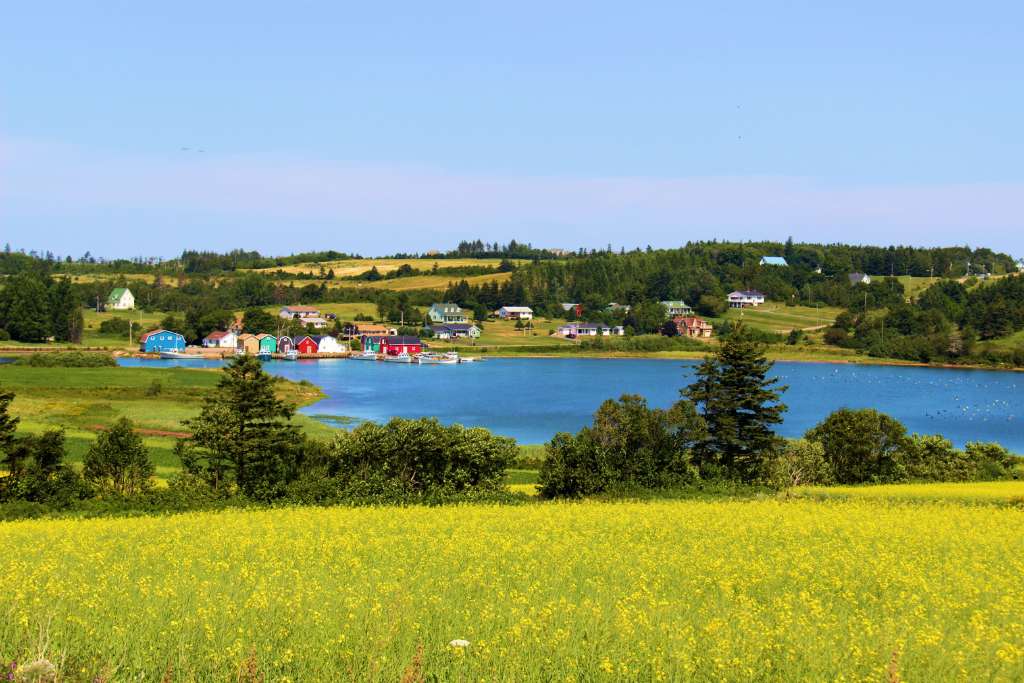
380,336,422,356
294,336,319,354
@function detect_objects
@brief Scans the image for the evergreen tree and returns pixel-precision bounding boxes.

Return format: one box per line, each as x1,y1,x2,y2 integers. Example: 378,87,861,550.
0,272,52,342
180,355,300,498
0,385,19,462
83,417,155,495
684,325,788,480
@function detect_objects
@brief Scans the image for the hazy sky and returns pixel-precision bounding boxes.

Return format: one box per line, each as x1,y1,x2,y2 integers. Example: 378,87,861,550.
2,2,1022,258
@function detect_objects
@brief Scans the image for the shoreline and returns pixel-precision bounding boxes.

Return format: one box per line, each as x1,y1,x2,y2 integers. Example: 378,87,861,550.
6,344,1024,374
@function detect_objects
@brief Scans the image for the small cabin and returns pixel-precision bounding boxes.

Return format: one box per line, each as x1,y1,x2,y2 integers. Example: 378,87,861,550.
277,336,294,353
256,334,277,354
294,336,319,355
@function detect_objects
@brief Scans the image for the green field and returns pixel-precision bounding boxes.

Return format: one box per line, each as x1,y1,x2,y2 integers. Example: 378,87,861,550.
716,303,842,334
0,365,329,480
2,496,1022,680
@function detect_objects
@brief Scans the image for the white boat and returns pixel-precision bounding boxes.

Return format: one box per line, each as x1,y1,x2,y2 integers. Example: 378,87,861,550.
382,352,413,363
159,351,202,360
459,356,481,363
417,352,458,365
351,350,379,361
283,350,299,361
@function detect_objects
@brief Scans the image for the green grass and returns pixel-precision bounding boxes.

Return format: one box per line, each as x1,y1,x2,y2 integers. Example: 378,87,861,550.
716,303,842,333
0,365,327,480
81,308,164,348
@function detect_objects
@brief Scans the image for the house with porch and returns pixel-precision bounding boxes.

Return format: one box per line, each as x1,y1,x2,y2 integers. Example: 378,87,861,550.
430,323,481,340
556,322,625,338
660,300,694,317
495,306,533,320
428,303,468,324
727,290,766,308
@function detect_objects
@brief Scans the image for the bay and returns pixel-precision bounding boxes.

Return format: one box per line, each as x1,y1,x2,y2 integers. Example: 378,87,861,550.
118,358,1024,451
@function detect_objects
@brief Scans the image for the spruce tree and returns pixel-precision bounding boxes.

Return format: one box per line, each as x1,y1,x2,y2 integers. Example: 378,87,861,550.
684,325,787,481
0,385,20,461
182,355,299,498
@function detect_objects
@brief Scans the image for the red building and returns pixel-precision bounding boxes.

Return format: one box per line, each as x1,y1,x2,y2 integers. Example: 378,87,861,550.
380,336,422,356
294,336,319,354
672,316,714,338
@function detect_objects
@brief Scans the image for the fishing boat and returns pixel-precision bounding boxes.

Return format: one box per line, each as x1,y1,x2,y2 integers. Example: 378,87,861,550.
459,356,481,363
257,351,272,361
350,349,379,361
382,352,413,363
416,352,458,365
159,350,202,360
283,350,299,361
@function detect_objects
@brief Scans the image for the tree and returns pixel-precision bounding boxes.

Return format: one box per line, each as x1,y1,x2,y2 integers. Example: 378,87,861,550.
180,355,300,499
242,307,277,334
804,408,908,484
0,272,52,342
538,395,705,497
83,417,155,495
684,325,787,481
0,385,20,464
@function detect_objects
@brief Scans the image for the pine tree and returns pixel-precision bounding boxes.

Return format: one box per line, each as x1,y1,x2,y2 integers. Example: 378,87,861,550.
0,385,19,460
684,325,788,481
181,355,299,498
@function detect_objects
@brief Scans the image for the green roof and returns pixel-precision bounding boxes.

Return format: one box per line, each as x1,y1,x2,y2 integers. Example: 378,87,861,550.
107,287,129,303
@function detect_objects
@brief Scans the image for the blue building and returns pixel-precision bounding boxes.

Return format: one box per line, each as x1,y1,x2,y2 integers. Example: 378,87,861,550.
139,329,186,353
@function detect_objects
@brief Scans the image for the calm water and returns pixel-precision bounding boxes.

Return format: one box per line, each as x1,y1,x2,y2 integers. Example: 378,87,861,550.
117,358,1024,450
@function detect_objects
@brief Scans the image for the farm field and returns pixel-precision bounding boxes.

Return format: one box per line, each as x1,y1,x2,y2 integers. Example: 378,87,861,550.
80,308,164,348
245,257,524,277
716,303,842,334
0,365,329,480
2,498,1022,680
282,270,514,292
798,479,1024,504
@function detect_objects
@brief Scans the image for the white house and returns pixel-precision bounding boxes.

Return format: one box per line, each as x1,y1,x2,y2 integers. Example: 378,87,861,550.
301,317,330,330
727,290,766,308
430,324,481,340
495,306,534,320
660,300,694,317
106,287,135,311
428,303,468,324
202,330,238,348
556,322,624,337
848,272,872,285
313,335,346,353
279,305,321,320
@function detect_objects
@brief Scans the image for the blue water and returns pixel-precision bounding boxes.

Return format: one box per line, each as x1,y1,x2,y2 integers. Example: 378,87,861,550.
117,358,1024,450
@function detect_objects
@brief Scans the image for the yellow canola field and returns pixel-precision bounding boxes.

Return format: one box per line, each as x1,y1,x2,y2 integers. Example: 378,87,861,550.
2,499,1023,681
798,479,1024,504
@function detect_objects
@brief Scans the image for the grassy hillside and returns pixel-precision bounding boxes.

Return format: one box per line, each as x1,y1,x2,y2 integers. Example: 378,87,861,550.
0,365,329,480
2,498,1022,680
716,303,842,333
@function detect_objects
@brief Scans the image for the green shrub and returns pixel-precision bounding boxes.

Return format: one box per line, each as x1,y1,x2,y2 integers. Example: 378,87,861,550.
764,439,833,489
539,395,704,498
98,317,131,335
805,408,908,484
15,352,116,367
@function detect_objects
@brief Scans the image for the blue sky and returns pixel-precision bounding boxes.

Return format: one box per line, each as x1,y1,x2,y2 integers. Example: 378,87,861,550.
2,2,1022,258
